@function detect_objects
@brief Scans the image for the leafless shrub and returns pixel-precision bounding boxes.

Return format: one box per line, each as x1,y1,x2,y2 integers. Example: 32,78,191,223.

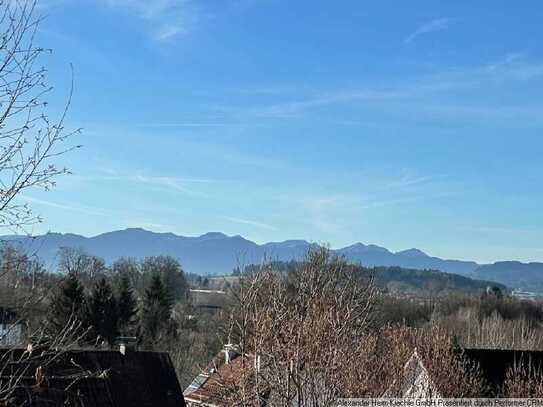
503,359,543,397
168,303,224,388
366,325,487,397
415,327,487,397
226,248,377,406
434,308,543,350
221,247,490,404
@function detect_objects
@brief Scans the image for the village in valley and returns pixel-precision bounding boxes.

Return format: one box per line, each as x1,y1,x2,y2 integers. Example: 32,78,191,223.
0,0,542,406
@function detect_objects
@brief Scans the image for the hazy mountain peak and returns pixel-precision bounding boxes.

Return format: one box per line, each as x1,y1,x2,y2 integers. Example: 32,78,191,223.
349,242,366,248
96,227,151,237
366,244,390,253
342,243,389,254
284,239,308,244
123,227,147,233
198,232,228,240
493,260,525,266
266,239,310,246
341,242,367,251
396,248,428,258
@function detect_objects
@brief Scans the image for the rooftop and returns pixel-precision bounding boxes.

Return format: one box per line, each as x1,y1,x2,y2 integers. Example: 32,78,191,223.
0,349,186,407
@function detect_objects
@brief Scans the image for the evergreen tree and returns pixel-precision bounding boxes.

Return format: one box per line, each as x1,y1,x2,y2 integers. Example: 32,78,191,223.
111,257,142,296
141,256,189,302
86,278,119,347
116,274,138,335
140,273,173,346
49,272,86,334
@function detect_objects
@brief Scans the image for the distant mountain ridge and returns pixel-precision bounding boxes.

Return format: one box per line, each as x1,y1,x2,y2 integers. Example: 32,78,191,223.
1,228,541,290
473,261,543,292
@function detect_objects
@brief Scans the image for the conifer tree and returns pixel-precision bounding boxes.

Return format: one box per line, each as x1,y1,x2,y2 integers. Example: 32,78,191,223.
86,278,119,347
140,273,173,346
116,274,138,335
49,272,86,334
141,256,189,301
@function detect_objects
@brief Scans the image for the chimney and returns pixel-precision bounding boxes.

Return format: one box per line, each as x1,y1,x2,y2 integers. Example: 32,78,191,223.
223,343,239,364
254,354,261,372
115,336,137,355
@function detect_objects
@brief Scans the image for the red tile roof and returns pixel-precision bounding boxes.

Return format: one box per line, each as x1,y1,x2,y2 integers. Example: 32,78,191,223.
184,351,258,405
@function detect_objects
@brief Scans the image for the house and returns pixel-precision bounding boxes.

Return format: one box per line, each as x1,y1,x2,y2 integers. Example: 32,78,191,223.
0,321,23,345
0,348,186,406
382,349,441,398
190,289,227,314
385,347,543,397
0,307,23,345
184,344,264,406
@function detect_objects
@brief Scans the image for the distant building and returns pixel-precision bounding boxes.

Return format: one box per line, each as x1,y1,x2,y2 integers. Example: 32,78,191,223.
190,289,227,314
0,322,23,345
511,289,539,301
0,307,23,345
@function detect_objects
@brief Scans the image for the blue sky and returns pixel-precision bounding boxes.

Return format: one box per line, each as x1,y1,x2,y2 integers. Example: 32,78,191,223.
20,0,543,263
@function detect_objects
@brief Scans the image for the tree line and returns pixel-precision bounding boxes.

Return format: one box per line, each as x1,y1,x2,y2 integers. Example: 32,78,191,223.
0,246,192,349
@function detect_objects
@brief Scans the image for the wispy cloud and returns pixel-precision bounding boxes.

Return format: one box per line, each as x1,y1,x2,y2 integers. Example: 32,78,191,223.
459,224,538,235
384,172,448,190
215,89,408,119
101,0,204,40
216,53,543,126
487,53,525,71
404,17,459,44
21,196,109,217
86,173,233,197
134,122,241,128
484,53,543,81
279,192,363,235
278,168,458,236
214,81,457,120
358,193,455,210
221,216,277,231
131,175,207,196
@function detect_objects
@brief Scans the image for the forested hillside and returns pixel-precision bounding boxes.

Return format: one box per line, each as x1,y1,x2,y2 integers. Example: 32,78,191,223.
243,260,506,295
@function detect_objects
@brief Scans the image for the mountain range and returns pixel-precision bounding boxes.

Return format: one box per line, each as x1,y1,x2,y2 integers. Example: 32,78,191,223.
1,228,541,290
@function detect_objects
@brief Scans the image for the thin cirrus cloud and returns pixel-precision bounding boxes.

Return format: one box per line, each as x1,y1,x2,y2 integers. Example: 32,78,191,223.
132,175,207,196
484,53,543,81
20,195,110,217
134,123,241,128
100,0,202,40
404,17,459,44
221,216,277,231
217,54,543,126
214,88,409,119
383,173,448,190
90,173,229,197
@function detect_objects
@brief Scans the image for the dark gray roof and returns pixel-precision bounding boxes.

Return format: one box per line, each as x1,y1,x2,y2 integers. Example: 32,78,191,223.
463,348,543,395
0,349,186,407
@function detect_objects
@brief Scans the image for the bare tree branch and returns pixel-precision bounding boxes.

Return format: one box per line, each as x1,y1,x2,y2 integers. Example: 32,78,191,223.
0,0,79,234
